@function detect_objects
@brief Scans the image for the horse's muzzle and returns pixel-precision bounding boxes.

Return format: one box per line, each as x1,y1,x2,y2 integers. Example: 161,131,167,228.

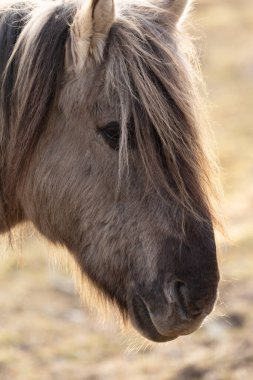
128,221,219,342
129,278,218,342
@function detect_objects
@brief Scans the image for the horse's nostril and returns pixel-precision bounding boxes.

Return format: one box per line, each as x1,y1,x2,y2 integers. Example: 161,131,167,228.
173,281,203,319
173,280,189,317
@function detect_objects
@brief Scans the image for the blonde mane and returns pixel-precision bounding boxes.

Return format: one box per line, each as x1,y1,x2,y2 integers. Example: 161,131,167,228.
105,3,220,227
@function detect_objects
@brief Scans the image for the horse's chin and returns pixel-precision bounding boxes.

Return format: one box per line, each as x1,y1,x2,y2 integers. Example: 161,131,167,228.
130,315,179,343
139,329,179,343
130,313,200,343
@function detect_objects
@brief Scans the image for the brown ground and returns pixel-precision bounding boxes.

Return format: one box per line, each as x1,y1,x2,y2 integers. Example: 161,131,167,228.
0,0,253,379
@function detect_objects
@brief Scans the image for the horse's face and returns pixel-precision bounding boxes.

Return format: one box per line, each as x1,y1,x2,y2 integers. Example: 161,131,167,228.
22,0,219,342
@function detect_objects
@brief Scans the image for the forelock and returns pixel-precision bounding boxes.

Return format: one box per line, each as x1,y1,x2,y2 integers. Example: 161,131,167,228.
104,3,219,225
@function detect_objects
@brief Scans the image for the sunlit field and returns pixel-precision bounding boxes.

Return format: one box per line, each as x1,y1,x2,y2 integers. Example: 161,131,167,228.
0,1,252,379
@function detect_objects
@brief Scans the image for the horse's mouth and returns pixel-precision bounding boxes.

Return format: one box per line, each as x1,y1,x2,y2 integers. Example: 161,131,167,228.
130,295,179,343
129,293,205,343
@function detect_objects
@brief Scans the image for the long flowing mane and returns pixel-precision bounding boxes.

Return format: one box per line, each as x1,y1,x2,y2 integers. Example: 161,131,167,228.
0,1,76,225
0,0,219,230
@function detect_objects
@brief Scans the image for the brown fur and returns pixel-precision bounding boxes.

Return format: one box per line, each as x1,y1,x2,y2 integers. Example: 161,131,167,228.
0,0,221,342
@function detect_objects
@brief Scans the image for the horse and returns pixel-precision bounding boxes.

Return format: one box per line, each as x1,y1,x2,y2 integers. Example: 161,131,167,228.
0,0,220,343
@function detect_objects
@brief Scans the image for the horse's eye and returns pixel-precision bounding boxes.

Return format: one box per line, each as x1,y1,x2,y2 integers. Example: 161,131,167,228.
98,121,120,151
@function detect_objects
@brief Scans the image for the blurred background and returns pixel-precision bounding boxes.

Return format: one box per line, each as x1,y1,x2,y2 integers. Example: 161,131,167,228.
0,0,252,379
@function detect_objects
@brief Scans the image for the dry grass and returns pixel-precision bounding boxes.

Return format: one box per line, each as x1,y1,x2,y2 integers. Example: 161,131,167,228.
0,0,253,379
